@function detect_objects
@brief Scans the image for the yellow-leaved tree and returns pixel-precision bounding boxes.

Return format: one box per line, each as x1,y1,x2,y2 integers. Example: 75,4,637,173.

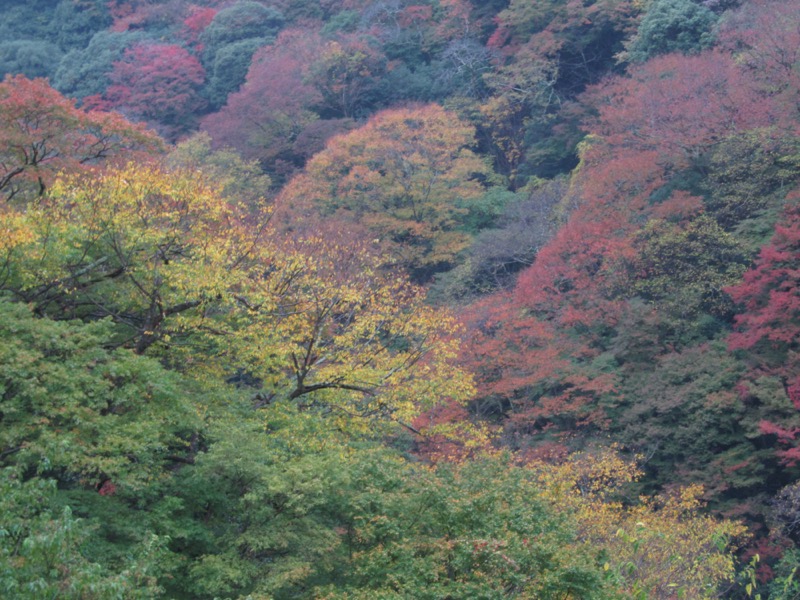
0,162,474,432
230,229,474,431
534,449,747,599
3,162,260,354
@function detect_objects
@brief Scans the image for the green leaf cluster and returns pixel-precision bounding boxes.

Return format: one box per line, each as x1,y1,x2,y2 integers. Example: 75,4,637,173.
0,468,166,599
0,298,202,490
626,0,718,63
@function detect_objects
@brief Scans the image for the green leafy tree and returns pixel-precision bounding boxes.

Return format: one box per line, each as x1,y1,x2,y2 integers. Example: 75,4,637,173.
179,411,354,599
0,468,166,599
704,129,800,231
0,40,62,80
325,454,613,600
0,0,109,54
612,215,749,321
0,1,52,41
0,299,202,491
200,1,285,52
433,179,565,301
167,132,272,205
178,411,611,600
610,336,793,510
484,0,640,182
203,37,264,110
626,0,718,63
51,0,113,51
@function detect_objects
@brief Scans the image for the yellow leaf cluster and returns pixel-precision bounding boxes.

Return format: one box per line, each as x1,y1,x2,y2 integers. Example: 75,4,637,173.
532,448,747,599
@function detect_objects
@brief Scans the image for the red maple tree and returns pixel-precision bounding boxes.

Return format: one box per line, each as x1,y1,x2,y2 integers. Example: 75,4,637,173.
727,198,800,464
101,43,206,139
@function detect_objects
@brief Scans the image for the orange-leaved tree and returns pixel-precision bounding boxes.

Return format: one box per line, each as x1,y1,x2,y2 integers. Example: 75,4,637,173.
280,104,491,280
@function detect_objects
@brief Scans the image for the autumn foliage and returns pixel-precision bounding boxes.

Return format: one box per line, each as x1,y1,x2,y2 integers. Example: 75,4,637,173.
456,0,800,547
0,161,473,432
280,104,489,279
100,43,207,138
586,51,774,167
727,199,800,465
201,27,325,179
2,0,800,594
0,75,160,201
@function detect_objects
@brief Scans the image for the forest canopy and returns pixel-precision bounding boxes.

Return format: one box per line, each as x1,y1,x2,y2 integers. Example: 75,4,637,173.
1,0,800,597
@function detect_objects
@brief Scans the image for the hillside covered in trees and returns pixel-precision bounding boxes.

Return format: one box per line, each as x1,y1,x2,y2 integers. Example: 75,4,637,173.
1,0,800,597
